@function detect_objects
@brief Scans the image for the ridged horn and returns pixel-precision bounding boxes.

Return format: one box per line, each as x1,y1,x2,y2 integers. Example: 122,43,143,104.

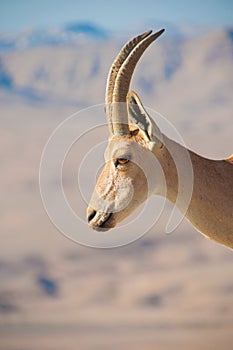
105,30,152,135
106,29,165,135
105,30,152,105
113,29,165,103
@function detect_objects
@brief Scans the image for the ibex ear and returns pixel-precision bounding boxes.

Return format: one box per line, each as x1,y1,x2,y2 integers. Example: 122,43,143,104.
127,90,163,150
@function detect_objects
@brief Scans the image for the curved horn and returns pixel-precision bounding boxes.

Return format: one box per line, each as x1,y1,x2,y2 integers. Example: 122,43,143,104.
105,30,152,105
110,29,165,135
105,30,152,135
113,29,165,103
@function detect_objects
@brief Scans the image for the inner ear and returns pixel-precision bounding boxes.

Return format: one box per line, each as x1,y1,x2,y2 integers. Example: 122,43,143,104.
128,94,137,105
127,91,151,136
127,90,163,149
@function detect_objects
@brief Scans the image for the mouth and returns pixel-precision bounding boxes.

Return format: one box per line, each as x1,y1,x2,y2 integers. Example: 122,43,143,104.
87,210,114,231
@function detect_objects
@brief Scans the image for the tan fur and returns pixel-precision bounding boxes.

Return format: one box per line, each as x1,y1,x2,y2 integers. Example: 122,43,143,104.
225,155,233,164
87,29,233,249
155,135,233,249
87,130,233,249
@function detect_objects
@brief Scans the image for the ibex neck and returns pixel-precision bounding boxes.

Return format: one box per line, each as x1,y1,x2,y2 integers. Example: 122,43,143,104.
155,135,233,249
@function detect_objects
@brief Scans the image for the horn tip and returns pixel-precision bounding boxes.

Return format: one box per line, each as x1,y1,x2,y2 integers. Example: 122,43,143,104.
156,28,165,35
150,28,165,40
145,29,153,35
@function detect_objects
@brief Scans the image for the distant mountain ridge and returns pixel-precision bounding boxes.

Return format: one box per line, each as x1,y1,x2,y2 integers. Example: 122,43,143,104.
1,20,232,52
0,21,109,52
0,22,232,131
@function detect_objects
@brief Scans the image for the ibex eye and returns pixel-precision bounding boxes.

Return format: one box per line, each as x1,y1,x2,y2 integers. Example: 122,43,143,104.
116,158,129,166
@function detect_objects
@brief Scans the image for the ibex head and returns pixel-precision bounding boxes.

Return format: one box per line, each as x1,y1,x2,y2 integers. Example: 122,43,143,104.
87,29,165,230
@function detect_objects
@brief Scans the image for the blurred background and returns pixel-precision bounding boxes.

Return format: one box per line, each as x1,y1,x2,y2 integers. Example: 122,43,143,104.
1,0,233,349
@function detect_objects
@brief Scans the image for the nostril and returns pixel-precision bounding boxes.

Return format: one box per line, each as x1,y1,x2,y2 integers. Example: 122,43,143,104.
87,210,97,223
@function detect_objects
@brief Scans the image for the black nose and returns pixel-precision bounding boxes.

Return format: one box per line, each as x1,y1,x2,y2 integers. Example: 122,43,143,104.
87,210,97,223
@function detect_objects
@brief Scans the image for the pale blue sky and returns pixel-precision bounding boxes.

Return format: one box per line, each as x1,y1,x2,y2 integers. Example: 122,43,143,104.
0,0,233,33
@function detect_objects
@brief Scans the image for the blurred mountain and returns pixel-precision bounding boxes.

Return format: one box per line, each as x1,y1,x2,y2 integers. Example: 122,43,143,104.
133,20,208,39
0,21,109,52
1,20,232,52
0,24,232,118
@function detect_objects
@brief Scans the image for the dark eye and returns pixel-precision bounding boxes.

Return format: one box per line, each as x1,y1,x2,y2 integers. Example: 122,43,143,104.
116,158,130,166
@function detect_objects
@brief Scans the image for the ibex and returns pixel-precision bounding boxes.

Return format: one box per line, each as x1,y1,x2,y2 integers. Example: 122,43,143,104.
87,29,233,249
